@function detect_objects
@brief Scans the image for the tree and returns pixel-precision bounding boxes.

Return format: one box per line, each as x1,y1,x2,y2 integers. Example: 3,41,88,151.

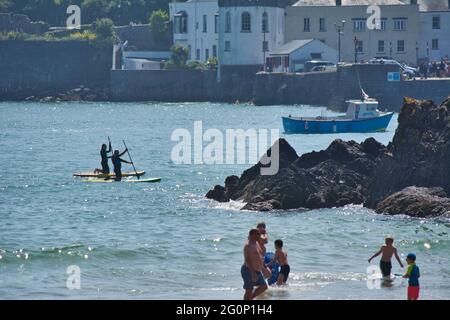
91,17,116,42
169,44,189,68
149,9,168,41
0,0,12,12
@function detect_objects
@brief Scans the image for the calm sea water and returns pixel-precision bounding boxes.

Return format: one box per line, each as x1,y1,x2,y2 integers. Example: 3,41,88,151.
0,101,449,300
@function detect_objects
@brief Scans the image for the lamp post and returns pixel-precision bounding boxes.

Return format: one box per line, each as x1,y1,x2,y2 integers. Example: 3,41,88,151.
389,41,393,59
415,41,419,65
354,36,358,63
334,20,346,63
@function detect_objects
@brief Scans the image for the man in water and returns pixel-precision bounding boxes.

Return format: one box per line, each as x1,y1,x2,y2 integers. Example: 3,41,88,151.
94,140,112,175
110,149,131,181
241,229,268,300
368,236,404,279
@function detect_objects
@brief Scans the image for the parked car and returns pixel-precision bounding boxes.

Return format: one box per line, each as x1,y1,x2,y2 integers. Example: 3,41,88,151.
303,61,336,72
310,65,337,72
369,58,418,78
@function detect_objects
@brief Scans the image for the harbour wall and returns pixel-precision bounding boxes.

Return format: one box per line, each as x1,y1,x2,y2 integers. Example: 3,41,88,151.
254,64,450,111
0,40,111,100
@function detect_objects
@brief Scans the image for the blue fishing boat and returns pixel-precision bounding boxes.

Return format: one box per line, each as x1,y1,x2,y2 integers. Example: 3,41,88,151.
282,98,394,134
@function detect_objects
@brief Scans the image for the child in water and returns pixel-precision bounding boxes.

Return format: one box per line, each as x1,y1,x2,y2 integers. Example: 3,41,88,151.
403,253,420,300
368,236,404,279
269,239,290,285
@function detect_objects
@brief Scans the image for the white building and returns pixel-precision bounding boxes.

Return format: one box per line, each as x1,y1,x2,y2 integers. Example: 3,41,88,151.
267,39,338,72
418,1,450,61
169,0,219,62
218,0,287,67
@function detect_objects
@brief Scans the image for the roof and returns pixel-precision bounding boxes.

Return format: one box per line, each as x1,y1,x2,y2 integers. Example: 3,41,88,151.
270,39,316,55
293,0,404,6
413,0,450,11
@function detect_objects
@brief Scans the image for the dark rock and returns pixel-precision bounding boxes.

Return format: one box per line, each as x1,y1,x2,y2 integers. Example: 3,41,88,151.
206,137,385,211
376,186,450,217
366,96,450,208
205,185,229,203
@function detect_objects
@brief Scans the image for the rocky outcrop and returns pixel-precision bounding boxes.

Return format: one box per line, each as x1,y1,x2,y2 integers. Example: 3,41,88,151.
24,86,109,102
366,97,450,208
206,137,387,211
207,96,450,217
375,187,450,217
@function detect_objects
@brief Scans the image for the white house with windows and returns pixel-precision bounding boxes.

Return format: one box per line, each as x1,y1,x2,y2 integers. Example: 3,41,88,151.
218,0,288,67
169,0,219,62
418,2,450,62
285,0,421,64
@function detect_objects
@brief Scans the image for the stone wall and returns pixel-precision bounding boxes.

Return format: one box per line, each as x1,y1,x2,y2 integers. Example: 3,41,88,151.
110,69,219,102
255,64,450,111
0,40,111,100
0,13,48,34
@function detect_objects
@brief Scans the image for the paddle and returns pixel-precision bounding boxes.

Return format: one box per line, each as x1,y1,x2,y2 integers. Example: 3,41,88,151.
123,140,139,180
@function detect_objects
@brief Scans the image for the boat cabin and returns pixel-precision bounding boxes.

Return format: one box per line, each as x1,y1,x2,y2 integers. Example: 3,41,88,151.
345,99,380,120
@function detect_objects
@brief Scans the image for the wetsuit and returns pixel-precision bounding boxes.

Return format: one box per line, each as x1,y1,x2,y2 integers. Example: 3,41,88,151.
100,144,112,174
111,150,128,181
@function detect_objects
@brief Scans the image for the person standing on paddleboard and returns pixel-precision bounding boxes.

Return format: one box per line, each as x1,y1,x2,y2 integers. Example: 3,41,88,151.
94,140,112,175
110,149,132,181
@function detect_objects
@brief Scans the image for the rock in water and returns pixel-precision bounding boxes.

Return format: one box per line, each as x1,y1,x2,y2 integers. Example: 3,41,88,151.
206,138,387,211
366,97,450,208
376,186,450,217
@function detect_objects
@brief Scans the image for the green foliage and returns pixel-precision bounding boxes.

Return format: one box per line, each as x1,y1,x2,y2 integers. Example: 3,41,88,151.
70,30,97,41
90,18,116,46
186,60,206,70
149,9,168,41
0,31,27,41
2,0,177,27
168,44,189,68
206,57,218,69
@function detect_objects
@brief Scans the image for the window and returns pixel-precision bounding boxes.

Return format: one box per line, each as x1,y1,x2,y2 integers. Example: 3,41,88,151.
262,41,269,52
214,13,218,33
375,18,387,31
319,18,326,32
353,19,366,32
212,45,217,57
262,12,269,33
203,14,207,32
304,18,310,32
378,40,385,53
225,12,231,33
356,40,363,53
205,48,209,60
432,39,439,50
225,40,231,52
432,16,440,29
393,18,407,31
174,11,188,34
241,12,251,32
196,49,200,60
397,40,405,52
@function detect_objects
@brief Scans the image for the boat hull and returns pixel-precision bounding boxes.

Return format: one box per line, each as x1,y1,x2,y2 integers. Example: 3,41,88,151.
282,113,394,134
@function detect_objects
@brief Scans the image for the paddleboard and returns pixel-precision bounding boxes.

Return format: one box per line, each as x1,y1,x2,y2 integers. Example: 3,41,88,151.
73,171,146,178
81,177,161,183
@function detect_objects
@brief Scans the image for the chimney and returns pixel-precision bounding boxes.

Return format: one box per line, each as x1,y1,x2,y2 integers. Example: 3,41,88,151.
410,0,417,4
336,0,342,6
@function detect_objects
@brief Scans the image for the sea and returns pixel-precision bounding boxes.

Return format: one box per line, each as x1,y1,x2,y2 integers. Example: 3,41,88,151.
0,101,449,299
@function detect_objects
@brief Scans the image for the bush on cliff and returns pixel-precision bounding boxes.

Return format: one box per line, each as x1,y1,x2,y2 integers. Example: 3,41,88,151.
149,9,169,42
90,18,116,46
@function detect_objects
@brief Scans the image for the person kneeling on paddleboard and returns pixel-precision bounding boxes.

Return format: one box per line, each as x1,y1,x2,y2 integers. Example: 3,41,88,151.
110,149,132,181
94,141,112,175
